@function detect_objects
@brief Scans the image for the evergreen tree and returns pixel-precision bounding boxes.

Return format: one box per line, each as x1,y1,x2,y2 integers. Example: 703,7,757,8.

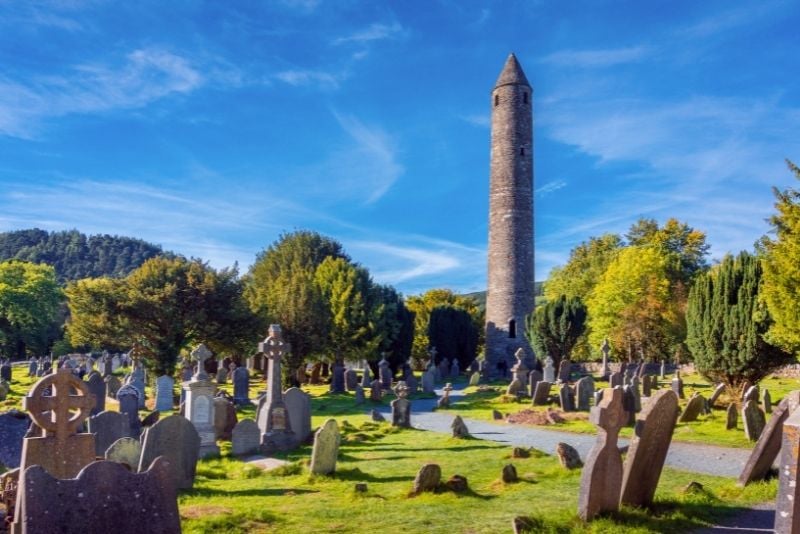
686,251,792,394
524,295,586,367
427,305,479,370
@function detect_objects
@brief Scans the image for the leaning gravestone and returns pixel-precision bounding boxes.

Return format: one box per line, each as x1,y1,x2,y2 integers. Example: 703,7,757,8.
231,419,261,457
412,463,441,495
774,408,800,533
16,458,181,534
85,372,106,416
743,400,767,441
0,410,29,469
469,372,480,387
575,376,595,411
155,375,175,412
138,414,200,490
532,382,552,406
451,415,470,438
310,418,340,475
105,436,142,471
620,389,680,507
285,387,312,445
506,378,523,397
739,391,800,486
744,385,760,403
678,393,706,423
578,388,626,521
708,383,726,409
87,410,132,458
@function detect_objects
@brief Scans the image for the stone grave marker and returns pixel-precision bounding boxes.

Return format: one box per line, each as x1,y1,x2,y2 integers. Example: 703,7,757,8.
27,357,38,377
330,361,346,393
105,436,142,471
391,385,411,428
774,408,800,533
543,356,556,383
506,378,523,397
285,387,312,445
743,400,767,441
556,442,583,469
19,368,96,479
406,374,418,394
184,343,219,458
511,348,529,388
155,375,175,412
763,389,772,414
232,366,250,405
679,393,706,423
412,463,441,495
469,372,480,386
575,376,595,411
609,372,623,388
619,389,679,507
138,414,200,490
0,362,11,382
16,458,180,534
600,338,610,377
622,385,637,425
104,375,122,399
379,355,392,389
451,415,469,438
528,370,543,397
438,383,453,408
345,369,358,391
85,372,106,416
354,384,365,404
231,419,261,456
214,397,237,440
558,359,571,383
0,379,8,401
727,403,738,430
450,359,460,378
708,383,726,409
116,384,141,436
361,365,372,388
258,325,296,453
739,391,800,486
559,384,575,412
370,379,383,402
216,366,228,384
87,410,132,457
744,385,760,403
630,376,642,411
0,410,29,469
310,418,340,475
532,381,552,406
578,388,626,521
642,374,652,397
422,368,435,393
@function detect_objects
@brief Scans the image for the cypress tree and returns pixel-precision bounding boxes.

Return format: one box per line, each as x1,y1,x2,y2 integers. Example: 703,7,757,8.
525,295,587,367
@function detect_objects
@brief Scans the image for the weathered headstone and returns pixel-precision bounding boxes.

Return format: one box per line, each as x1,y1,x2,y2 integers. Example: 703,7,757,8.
87,410,132,458
609,372,623,388
231,419,261,457
412,463,441,495
104,375,122,399
532,381,552,406
451,415,470,438
558,359,571,383
330,361,346,394
528,370,543,397
438,383,453,409
116,384,141,436
469,372,480,386
19,368,96,479
421,369,435,393
379,355,392,389
85,372,106,416
284,387,312,445
743,400,767,441
600,338,610,377
310,418,340,475
744,385,760,403
345,369,358,391
511,348,529,388
708,383,726,409
559,384,575,412
679,393,706,423
630,376,642,412
763,389,772,415
391,385,411,428
556,442,583,469
0,362,12,382
138,414,200,490
360,365,372,388
213,396,237,441
543,356,556,383
354,384,365,404
230,366,250,405
774,408,800,533
216,366,228,384
155,375,175,412
258,325,296,452
575,376,595,411
642,374,652,397
739,391,800,486
619,389,680,507
0,410,29,469
105,436,142,471
502,463,518,483
578,388,626,521
726,403,738,430
671,371,684,399
450,359,460,378
506,378,523,397
406,373,418,394
370,379,383,402
15,458,181,534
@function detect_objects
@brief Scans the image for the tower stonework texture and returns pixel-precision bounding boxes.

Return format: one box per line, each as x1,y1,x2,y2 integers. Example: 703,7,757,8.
485,53,535,377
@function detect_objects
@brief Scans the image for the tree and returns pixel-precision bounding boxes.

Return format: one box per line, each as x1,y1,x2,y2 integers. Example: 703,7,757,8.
762,160,800,357
370,284,415,372
626,217,709,285
543,233,624,302
525,295,587,367
405,289,483,367
0,260,63,358
587,246,679,362
245,231,348,383
686,251,792,394
427,305,480,370
67,257,260,376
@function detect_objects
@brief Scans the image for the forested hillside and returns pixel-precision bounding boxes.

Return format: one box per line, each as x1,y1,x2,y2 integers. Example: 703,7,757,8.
0,228,169,282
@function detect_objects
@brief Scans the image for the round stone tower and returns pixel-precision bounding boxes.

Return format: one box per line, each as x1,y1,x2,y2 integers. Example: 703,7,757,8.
485,53,535,377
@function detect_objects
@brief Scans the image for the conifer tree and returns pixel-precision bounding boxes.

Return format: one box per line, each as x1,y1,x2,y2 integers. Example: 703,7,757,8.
524,295,586,367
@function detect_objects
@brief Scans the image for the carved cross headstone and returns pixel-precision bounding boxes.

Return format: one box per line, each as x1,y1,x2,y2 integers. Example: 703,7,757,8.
257,325,295,452
191,344,213,381
600,338,610,377
578,387,626,521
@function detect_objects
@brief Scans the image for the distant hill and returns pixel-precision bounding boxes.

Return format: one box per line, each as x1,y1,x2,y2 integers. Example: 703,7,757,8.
0,228,170,283
463,281,544,312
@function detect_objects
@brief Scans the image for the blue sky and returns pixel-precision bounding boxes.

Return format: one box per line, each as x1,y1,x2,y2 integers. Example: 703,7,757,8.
0,1,798,295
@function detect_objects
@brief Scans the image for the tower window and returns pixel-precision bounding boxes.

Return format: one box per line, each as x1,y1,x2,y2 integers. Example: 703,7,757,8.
509,319,516,338
494,94,499,107
520,147,525,156
523,92,528,104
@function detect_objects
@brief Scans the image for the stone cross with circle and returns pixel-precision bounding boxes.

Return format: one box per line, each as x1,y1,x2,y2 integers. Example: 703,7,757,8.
23,368,96,440
191,343,213,380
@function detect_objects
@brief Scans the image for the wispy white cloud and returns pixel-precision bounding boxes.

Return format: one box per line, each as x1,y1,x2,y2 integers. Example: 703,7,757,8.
460,113,490,127
275,69,343,89
677,2,785,39
541,46,651,68
333,22,404,45
535,180,567,196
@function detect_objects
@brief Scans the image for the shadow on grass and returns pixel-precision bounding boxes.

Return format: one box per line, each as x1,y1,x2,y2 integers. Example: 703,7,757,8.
184,487,320,498
332,467,414,483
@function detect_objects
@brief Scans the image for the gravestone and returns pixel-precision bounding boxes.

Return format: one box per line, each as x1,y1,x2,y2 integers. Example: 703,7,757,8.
370,379,383,402
469,372,480,386
609,372,623,388
437,357,448,383
0,410,29,469
361,365,372,388
630,376,641,412
85,372,106,416
19,368,96,479
216,367,228,384
774,408,800,533
406,374,418,394
671,371,684,399
450,359,460,378
155,375,175,412
528,370,543,398
451,415,470,438
232,366,250,405
556,442,583,469
0,362,11,382
105,436,142,470
578,388,626,521
739,391,800,486
184,344,219,458
379,355,392,389
743,400,767,441
284,387,312,445
231,419,261,457
438,383,453,409
575,376,595,411
126,348,146,408
15,458,181,534
391,385,411,428
641,374,652,397
558,359,571,383
660,359,666,379
354,384,365,404
258,325,296,452
543,356,556,383
727,403,738,430
622,385,637,425
422,369,435,393
345,369,358,391
600,338,610,377
744,385,760,403
763,389,772,415
411,463,441,495
559,384,575,412
532,382,552,406
116,384,141,436
27,357,38,377
138,414,200,490
679,393,706,423
620,389,680,507
708,383,726,409
330,361,346,394
310,418,340,475
87,410,132,457
0,379,8,401
102,355,113,378
213,397,237,440
511,348,529,388
104,375,122,399
506,378,523,397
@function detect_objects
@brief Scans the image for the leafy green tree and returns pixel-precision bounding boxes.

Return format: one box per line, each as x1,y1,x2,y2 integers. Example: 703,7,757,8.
370,284,415,372
525,295,587,367
67,257,260,376
762,160,800,356
544,234,623,302
427,305,480,370
626,217,709,285
0,260,63,358
686,251,792,394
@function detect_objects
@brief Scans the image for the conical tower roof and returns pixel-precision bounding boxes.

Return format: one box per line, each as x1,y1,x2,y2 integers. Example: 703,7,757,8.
494,53,530,89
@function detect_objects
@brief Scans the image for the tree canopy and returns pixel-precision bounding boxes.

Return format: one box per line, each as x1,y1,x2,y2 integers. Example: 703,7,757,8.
525,295,587,367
